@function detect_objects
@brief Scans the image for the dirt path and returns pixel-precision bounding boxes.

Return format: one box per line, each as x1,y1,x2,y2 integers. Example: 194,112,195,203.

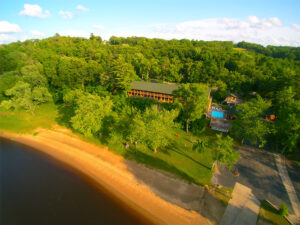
0,127,213,225
274,153,300,224
219,182,260,225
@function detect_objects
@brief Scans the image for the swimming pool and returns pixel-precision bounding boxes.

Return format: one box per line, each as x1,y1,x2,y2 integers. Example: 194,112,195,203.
211,110,224,119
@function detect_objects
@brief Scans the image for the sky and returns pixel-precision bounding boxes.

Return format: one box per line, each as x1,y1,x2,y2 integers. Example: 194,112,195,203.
1,0,300,46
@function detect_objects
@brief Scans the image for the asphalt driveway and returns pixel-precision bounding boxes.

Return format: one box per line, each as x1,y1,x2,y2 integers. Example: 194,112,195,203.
212,146,294,214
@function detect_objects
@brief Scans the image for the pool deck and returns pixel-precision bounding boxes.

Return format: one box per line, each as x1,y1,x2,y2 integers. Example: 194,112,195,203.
208,105,231,132
211,111,224,119
209,105,227,119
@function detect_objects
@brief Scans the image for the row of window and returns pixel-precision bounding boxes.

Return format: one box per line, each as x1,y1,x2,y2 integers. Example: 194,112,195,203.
128,91,173,102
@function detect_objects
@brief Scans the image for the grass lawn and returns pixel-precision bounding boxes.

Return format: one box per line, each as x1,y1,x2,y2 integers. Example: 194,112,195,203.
0,103,57,133
257,200,291,225
0,103,218,186
107,127,219,186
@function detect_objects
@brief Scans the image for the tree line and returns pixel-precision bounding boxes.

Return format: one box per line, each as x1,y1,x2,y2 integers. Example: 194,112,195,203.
0,34,299,154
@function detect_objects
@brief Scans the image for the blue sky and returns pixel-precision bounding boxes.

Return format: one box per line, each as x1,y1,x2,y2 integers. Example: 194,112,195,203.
1,0,300,46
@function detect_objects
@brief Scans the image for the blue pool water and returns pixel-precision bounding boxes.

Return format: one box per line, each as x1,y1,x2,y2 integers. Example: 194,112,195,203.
211,110,224,119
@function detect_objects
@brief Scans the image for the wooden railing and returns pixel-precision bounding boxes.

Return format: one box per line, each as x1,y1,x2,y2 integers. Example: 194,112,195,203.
128,89,174,103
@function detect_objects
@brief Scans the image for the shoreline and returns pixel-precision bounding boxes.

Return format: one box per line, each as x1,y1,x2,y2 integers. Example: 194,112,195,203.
0,127,212,225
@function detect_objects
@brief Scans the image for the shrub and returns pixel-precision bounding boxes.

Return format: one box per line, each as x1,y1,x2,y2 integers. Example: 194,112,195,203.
279,203,289,217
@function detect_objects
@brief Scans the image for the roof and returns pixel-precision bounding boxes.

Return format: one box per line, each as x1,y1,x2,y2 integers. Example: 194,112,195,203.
131,81,179,95
226,93,238,98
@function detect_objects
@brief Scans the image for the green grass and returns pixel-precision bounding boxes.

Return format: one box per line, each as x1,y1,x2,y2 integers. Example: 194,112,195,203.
0,103,216,186
0,103,58,133
210,186,233,207
257,200,291,225
107,128,215,186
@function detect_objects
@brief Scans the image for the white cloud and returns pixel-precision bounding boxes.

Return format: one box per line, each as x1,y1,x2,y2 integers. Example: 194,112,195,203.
0,34,17,44
119,16,300,46
269,17,282,26
0,21,22,33
248,16,260,25
58,30,90,38
59,10,72,19
77,5,89,12
93,25,104,30
30,30,45,37
292,24,300,30
19,4,50,18
247,16,282,29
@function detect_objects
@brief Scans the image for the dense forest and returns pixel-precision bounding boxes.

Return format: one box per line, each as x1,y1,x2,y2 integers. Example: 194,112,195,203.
0,34,299,157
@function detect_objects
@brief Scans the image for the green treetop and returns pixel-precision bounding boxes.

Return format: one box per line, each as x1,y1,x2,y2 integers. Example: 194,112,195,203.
173,83,210,133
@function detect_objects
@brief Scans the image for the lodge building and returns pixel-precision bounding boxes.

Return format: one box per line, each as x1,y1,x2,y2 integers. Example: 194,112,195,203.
127,81,179,103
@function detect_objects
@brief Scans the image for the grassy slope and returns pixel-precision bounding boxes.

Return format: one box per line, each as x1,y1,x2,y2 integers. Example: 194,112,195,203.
0,103,215,186
123,128,214,186
0,103,58,133
257,200,291,225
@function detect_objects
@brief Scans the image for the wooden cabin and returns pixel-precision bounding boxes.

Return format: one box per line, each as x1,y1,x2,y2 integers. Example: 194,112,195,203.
225,94,238,105
128,81,179,103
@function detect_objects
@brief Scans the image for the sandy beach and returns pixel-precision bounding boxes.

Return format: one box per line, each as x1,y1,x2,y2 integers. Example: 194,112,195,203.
0,126,213,225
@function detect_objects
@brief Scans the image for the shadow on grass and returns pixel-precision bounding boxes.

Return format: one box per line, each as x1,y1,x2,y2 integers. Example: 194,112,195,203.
167,141,211,171
55,105,74,128
123,148,198,184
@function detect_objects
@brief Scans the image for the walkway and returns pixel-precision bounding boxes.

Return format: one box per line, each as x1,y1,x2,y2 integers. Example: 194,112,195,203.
274,153,300,224
219,182,260,225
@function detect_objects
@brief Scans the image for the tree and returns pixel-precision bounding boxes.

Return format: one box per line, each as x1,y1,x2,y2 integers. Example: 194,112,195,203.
127,105,178,153
0,63,53,115
63,89,85,106
57,56,97,89
214,134,240,170
142,105,178,153
71,94,113,136
20,63,48,88
232,95,272,147
108,56,138,91
126,113,147,146
89,33,102,42
0,71,19,101
173,83,210,133
1,81,52,115
274,87,300,153
192,139,208,153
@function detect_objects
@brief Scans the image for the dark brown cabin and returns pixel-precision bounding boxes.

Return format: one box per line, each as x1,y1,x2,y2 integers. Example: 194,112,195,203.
127,81,179,103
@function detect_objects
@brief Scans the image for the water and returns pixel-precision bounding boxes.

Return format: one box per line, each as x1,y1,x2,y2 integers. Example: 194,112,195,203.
0,138,153,225
211,110,224,119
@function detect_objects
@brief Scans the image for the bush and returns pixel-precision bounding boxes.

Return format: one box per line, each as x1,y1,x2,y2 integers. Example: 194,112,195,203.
190,117,208,135
279,203,289,217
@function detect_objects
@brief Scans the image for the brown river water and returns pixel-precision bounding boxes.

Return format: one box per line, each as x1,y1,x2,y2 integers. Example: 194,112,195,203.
0,138,154,225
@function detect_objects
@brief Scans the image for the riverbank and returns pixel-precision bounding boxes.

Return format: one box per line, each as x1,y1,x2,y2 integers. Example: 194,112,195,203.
0,126,213,225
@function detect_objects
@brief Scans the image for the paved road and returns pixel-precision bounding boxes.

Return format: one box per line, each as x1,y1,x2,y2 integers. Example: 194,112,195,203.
213,146,293,214
274,153,300,224
220,182,260,225
286,160,300,202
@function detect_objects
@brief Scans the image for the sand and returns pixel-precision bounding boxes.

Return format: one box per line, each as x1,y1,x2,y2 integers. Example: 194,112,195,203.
0,126,212,225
